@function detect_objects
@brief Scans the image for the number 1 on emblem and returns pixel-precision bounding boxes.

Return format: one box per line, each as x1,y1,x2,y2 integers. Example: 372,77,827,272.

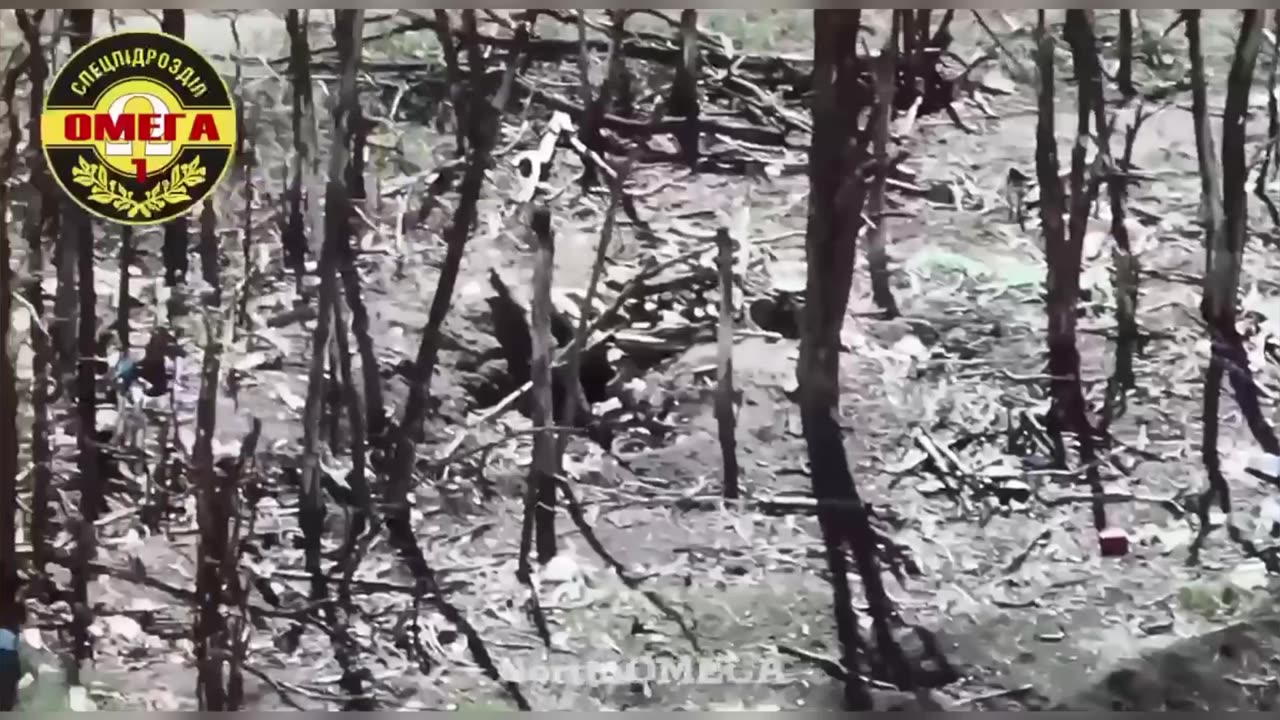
131,158,146,183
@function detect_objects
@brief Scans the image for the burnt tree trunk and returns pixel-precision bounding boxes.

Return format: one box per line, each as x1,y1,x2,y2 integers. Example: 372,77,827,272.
1255,12,1280,227
432,10,466,157
379,29,537,709
1058,10,1106,532
117,225,133,351
671,10,701,169
802,9,914,709
296,262,332,621
392,10,511,443
335,204,386,443
284,10,315,289
322,12,374,708
161,11,190,287
199,198,219,299
0,34,25,714
714,229,739,499
865,11,901,318
524,209,558,564
54,11,95,388
16,10,53,588
1186,11,1279,566
65,9,98,686
1199,10,1277,456
1117,10,1136,98
1214,12,1267,391
575,12,600,190
192,313,227,710
1099,108,1148,434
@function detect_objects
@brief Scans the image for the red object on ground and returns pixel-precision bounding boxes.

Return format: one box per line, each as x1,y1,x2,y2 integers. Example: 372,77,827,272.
1099,527,1129,557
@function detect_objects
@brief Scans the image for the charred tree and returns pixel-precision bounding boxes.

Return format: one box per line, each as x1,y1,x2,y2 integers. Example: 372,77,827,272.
1199,11,1277,455
901,11,917,74
670,10,701,169
432,10,467,157
161,10,185,39
1040,11,1106,533
574,11,602,189
193,311,228,710
334,189,386,442
160,11,191,287
117,225,133,352
392,10,506,439
54,11,95,388
164,237,190,306
1117,10,1136,98
295,221,334,637
801,10,915,709
0,32,27,714
65,10,100,685
228,12,255,332
15,9,53,592
1093,10,1152,434
603,12,635,122
522,208,559,567
1255,12,1280,227
345,109,368,206
714,228,740,499
1187,8,1231,561
284,10,316,290
321,12,375,707
555,179,627,465
1100,107,1148,434
865,12,901,319
377,21,534,707
297,8,347,632
199,198,219,300
323,11,381,529
572,11,631,188
386,12,525,513
1185,11,1280,565
220,419,257,711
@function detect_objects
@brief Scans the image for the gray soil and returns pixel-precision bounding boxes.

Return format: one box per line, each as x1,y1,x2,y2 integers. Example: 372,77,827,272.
6,9,1280,712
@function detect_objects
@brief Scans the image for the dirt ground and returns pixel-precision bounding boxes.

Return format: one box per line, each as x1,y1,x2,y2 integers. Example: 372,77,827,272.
6,9,1280,712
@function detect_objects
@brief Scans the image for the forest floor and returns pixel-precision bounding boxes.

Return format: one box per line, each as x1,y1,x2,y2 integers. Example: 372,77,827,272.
6,8,1280,711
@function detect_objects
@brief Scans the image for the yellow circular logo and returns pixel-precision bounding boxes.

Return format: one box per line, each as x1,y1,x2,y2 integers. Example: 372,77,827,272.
41,30,236,225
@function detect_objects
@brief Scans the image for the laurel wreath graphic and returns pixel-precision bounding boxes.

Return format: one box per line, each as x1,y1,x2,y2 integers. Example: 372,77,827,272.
69,155,207,220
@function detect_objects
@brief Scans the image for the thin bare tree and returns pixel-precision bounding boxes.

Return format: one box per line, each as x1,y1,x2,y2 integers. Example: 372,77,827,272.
65,9,99,687
714,228,739,499
192,305,229,710
15,10,53,590
1117,10,1136,98
864,11,902,318
53,12,95,388
320,11,375,707
160,11,192,287
284,10,317,293
0,23,29,713
1040,11,1106,531
1184,10,1279,567
801,10,915,709
670,10,701,168
524,209,558,563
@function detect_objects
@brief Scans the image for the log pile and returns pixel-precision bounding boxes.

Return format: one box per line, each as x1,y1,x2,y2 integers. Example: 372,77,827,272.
286,10,974,172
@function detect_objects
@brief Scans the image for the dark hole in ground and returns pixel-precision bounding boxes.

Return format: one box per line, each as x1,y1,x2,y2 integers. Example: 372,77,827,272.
749,291,804,339
461,265,730,452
